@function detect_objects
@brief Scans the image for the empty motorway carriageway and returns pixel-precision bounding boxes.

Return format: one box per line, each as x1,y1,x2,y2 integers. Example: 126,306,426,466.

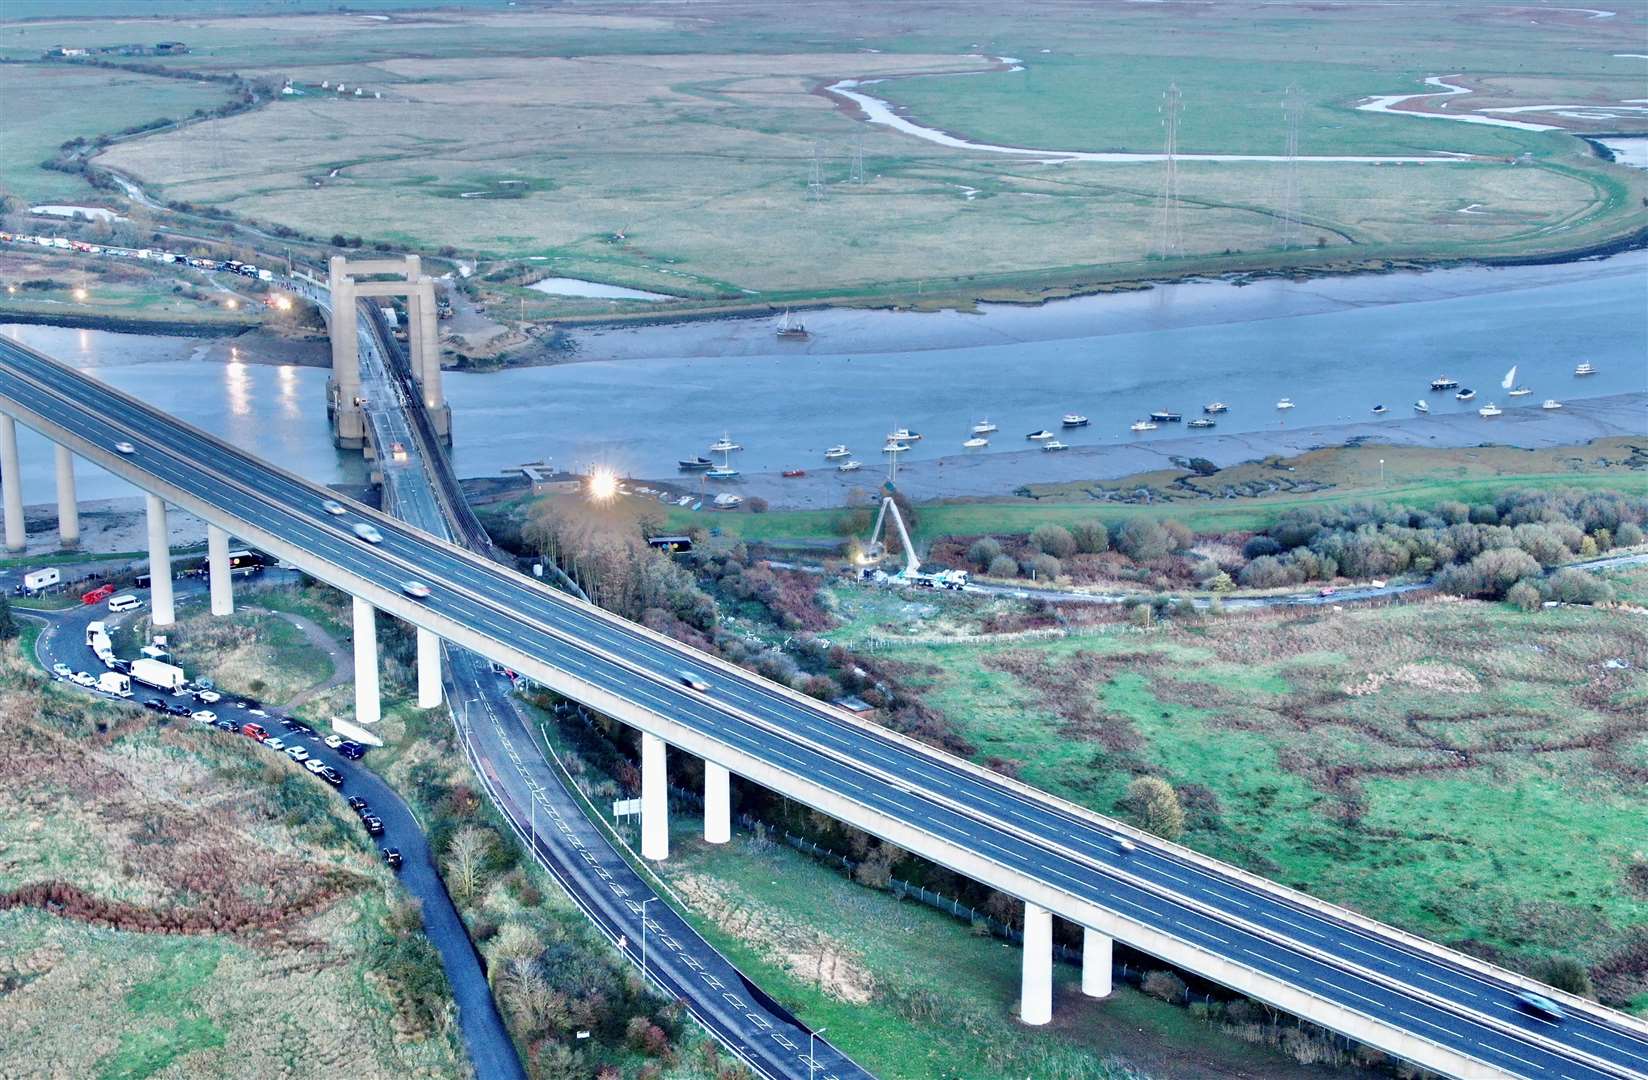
3,337,1646,1080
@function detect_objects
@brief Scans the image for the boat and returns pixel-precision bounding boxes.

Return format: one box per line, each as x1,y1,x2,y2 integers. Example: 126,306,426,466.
1026,429,1055,441
1371,404,1388,415
782,469,806,478
775,308,807,339
1414,400,1430,413
1508,386,1532,397
706,466,740,480
971,418,998,435
1061,413,1089,428
823,444,850,459
1430,376,1459,391
1187,417,1216,429
709,433,742,453
962,436,989,448
1541,399,1563,410
837,459,863,472
1501,365,1518,391
1129,419,1157,432
678,456,714,471
1203,402,1229,414
887,427,922,442
1478,403,1503,418
1455,388,1475,401
713,492,743,508
1042,439,1069,452
882,441,909,453
1149,410,1183,423
1275,398,1295,410
1574,362,1596,376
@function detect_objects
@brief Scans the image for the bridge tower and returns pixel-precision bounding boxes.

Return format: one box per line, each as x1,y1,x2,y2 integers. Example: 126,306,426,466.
325,254,451,449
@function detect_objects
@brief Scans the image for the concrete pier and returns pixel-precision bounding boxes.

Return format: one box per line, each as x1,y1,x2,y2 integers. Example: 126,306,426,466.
352,595,380,725
1082,927,1113,999
55,444,79,546
704,761,731,844
145,493,174,626
1021,901,1053,1025
207,525,233,616
416,626,442,708
1,414,23,552
641,732,669,861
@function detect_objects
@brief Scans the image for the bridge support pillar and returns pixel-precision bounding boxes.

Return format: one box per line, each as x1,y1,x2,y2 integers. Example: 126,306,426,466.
416,627,442,708
1021,901,1053,1026
55,444,79,547
352,595,380,725
145,494,174,627
704,761,730,844
641,731,669,861
1082,927,1113,999
416,277,443,409
1,414,24,552
206,525,233,616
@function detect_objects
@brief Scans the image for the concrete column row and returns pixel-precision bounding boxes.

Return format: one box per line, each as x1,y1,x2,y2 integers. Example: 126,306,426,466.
1021,903,1114,1026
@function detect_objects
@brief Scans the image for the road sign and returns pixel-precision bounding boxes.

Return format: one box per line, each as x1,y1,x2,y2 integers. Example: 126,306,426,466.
612,798,642,819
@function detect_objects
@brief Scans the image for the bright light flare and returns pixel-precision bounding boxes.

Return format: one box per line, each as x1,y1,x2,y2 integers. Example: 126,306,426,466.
272,293,293,311
72,287,89,301
587,467,619,502
225,297,239,310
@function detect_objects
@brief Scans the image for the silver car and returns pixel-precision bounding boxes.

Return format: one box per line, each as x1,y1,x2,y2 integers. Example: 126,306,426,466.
352,522,384,544
322,499,347,516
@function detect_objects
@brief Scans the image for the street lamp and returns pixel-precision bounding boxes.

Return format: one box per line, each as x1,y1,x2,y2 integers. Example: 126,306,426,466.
640,896,657,984
1379,458,1385,486
809,1026,828,1076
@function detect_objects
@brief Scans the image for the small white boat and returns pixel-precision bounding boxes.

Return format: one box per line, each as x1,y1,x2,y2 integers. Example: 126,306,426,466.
1371,404,1388,415
1508,386,1532,397
713,492,744,508
1061,413,1089,428
1413,400,1430,414
1455,388,1476,401
1478,403,1503,418
1129,419,1157,432
1275,398,1295,410
887,427,922,442
1026,429,1055,441
823,445,850,459
1541,398,1563,410
1203,402,1229,414
837,459,863,472
882,441,909,453
706,466,740,480
962,436,989,448
709,433,742,453
1574,362,1596,376
971,418,998,435
1042,439,1069,452
1187,417,1215,429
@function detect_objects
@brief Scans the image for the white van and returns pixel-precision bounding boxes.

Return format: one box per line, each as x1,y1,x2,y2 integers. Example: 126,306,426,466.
107,594,142,613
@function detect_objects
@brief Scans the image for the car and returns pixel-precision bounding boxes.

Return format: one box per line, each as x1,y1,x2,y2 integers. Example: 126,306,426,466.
288,722,316,737
352,523,384,544
285,746,310,763
191,710,217,724
678,670,711,692
166,703,193,717
194,690,221,704
113,441,136,455
72,671,97,687
143,698,168,713
237,697,261,710
317,766,344,787
322,499,348,516
338,741,365,760
388,441,408,462
1317,587,1337,598
1514,991,1566,1022
51,662,71,678
346,796,369,813
400,579,431,599
362,815,384,836
303,759,327,775
214,719,234,731
381,847,403,870
1114,836,1138,855
264,737,286,752
247,707,267,717
281,717,304,731
323,734,344,749
107,594,142,613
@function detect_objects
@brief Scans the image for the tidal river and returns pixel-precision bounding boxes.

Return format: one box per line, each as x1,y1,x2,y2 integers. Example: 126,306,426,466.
2,251,1644,509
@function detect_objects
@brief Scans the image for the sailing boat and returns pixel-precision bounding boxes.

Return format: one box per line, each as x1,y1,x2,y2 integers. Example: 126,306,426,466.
1502,364,1531,397
775,308,808,339
706,434,741,479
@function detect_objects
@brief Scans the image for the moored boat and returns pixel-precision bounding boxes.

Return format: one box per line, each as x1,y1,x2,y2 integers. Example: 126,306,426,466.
1371,404,1388,415
1430,376,1459,391
1478,403,1502,418
1130,419,1157,432
1574,362,1596,376
1455,388,1476,401
709,433,742,453
1149,410,1183,423
971,418,998,435
706,466,740,480
823,444,850,459
1508,386,1532,397
1275,398,1295,410
775,308,807,339
1026,429,1055,441
887,427,922,442
678,456,714,470
1062,413,1089,428
963,436,989,448
782,469,806,478
838,459,863,471
1042,439,1069,451
1414,400,1430,413
1187,417,1216,429
882,441,909,453
1203,402,1229,414
1541,399,1563,410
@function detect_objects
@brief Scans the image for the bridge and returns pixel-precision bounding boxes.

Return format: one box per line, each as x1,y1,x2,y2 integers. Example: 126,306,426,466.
3,329,1647,1080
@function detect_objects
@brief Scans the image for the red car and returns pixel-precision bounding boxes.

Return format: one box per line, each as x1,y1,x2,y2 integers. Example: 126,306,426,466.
241,722,268,741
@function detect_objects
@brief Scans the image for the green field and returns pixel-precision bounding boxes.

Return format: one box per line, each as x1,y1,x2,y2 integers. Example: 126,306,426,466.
7,1,1632,307
866,599,1648,1014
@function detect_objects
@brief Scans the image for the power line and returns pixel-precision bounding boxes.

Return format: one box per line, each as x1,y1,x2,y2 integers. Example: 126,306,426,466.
1153,84,1184,259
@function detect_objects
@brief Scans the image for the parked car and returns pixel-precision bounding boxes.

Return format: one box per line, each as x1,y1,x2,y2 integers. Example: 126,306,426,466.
285,746,310,763
214,719,234,731
51,662,71,678
346,796,369,813
263,737,286,752
166,703,193,717
317,766,344,787
338,741,365,760
381,847,403,870
143,698,168,713
303,759,327,775
191,710,217,724
362,815,384,836
323,734,344,749
72,671,97,687
242,722,268,741
194,690,221,704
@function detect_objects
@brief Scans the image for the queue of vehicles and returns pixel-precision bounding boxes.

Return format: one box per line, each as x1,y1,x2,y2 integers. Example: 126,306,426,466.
0,229,274,281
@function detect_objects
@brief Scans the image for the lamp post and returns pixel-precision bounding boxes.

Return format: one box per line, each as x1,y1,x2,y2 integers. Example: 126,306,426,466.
809,1026,828,1076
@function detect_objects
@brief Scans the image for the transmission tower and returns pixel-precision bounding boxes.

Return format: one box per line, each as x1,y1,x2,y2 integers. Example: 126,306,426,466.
807,141,827,203
1275,84,1304,250
848,134,865,185
1152,84,1184,259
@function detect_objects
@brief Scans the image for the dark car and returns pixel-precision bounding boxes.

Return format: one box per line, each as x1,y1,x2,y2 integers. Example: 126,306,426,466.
362,815,384,836
338,741,365,760
167,703,193,717
234,698,259,710
317,765,344,787
143,698,168,713
1515,991,1567,1022
213,719,234,731
346,795,369,813
288,722,316,737
381,847,403,870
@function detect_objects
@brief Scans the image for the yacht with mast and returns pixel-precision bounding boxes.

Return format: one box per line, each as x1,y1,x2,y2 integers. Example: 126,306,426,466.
775,308,808,339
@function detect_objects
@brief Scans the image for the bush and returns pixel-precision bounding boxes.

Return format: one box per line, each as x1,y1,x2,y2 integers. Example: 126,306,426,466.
1436,548,1542,599
747,496,769,514
986,554,1020,578
1528,956,1596,999
1029,524,1076,559
1505,580,1542,612
1125,776,1185,839
1617,521,1644,548
1544,568,1613,606
1026,553,1061,580
1116,519,1171,561
967,537,1003,568
1242,535,1283,560
1142,969,1188,1003
1071,520,1109,554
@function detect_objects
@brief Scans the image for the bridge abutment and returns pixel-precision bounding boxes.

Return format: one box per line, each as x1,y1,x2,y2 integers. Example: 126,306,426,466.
704,761,731,844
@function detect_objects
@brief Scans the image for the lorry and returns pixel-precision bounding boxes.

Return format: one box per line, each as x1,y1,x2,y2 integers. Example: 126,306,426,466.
130,657,187,693
84,621,108,647
96,672,132,698
86,622,116,668
22,567,61,593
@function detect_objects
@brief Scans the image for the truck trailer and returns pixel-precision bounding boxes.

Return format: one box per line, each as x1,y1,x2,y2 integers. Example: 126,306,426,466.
97,672,132,698
130,657,187,692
